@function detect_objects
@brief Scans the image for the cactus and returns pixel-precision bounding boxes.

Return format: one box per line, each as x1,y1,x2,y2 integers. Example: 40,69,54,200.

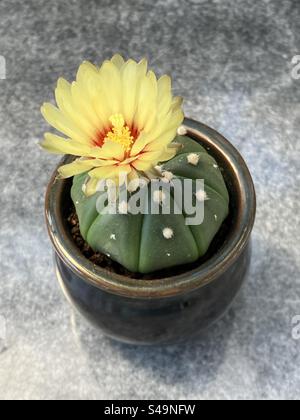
40,56,230,274
71,135,229,274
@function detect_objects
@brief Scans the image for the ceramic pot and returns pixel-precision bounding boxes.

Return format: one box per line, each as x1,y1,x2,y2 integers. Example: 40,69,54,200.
45,118,256,345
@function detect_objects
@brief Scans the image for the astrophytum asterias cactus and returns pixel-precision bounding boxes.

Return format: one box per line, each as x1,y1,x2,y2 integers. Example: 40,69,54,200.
71,135,229,273
41,56,229,274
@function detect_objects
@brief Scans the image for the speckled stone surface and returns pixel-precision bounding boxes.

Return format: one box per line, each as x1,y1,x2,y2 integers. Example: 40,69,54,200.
0,0,300,400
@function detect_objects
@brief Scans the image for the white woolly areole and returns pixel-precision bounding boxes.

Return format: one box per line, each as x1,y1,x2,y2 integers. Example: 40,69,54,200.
110,234,116,240
187,153,200,166
162,171,174,181
153,190,166,204
177,126,187,136
196,190,209,202
163,227,174,239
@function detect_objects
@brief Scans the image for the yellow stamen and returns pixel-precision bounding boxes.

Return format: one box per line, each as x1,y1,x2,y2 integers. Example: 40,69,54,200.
105,114,134,152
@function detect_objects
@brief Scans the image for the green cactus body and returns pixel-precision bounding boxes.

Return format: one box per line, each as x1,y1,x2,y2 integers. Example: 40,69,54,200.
71,135,230,274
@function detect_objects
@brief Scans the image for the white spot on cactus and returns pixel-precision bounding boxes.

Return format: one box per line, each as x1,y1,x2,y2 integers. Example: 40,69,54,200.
213,164,218,169
118,201,129,214
196,190,209,202
153,190,166,204
163,227,174,239
162,171,174,182
187,153,200,166
177,126,187,136
167,253,171,257
75,201,79,205
82,184,87,194
110,234,116,240
214,214,218,221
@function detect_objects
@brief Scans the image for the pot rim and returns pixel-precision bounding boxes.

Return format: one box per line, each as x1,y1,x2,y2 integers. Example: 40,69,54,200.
45,118,256,298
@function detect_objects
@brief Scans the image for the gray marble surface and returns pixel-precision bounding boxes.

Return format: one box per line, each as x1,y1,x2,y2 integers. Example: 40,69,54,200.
0,0,300,400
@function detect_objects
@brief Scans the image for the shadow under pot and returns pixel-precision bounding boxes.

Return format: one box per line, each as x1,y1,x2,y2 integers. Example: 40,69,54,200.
45,118,256,345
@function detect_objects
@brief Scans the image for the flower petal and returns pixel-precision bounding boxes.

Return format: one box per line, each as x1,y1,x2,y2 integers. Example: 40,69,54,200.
92,140,125,161
71,81,105,131
58,159,97,178
89,164,131,179
139,150,162,162
41,133,93,156
122,59,147,126
111,54,125,69
73,62,111,131
144,110,184,151
134,70,158,131
41,103,91,145
85,177,99,197
131,159,153,171
157,147,177,162
55,78,97,138
157,75,172,117
41,55,185,189
130,132,151,156
89,158,120,166
99,60,122,114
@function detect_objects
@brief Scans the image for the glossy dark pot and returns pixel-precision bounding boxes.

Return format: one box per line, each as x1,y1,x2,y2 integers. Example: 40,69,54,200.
45,119,256,345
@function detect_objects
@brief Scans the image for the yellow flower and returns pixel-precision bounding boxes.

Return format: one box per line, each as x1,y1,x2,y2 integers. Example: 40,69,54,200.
41,55,184,195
